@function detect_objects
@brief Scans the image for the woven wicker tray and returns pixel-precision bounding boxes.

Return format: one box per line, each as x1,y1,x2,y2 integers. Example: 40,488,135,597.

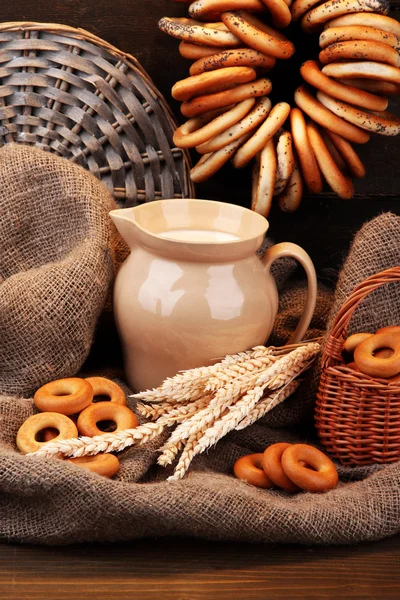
0,21,194,206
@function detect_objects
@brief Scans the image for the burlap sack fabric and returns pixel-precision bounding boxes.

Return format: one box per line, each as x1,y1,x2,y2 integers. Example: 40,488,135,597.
0,144,118,397
0,156,400,545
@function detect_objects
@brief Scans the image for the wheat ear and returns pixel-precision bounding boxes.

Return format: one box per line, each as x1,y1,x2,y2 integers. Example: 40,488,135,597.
138,395,212,423
256,343,320,386
131,346,275,402
157,440,184,467
235,380,300,430
158,395,214,425
29,422,165,459
167,431,204,481
219,345,273,365
160,371,259,451
193,386,266,456
205,355,276,392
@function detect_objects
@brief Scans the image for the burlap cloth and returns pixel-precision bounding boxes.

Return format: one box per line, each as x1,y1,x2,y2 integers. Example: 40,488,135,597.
0,144,118,397
1,180,400,544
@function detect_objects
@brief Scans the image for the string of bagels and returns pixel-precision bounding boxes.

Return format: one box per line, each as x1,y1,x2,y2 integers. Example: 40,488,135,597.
161,0,400,215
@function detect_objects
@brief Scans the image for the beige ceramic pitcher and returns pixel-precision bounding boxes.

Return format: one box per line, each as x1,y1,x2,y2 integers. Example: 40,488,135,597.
110,199,317,392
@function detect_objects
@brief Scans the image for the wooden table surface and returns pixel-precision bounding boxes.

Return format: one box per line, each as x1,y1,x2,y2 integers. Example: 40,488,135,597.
1,1,400,597
1,535,400,600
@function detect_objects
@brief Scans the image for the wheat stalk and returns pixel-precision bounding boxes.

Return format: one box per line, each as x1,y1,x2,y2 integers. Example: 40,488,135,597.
166,431,204,481
219,345,274,365
131,345,276,403
132,379,207,404
256,343,320,386
205,355,276,392
164,345,319,477
29,422,165,459
235,380,300,430
137,402,167,420
158,395,214,425
193,386,265,456
160,370,260,452
157,440,184,467
138,395,212,423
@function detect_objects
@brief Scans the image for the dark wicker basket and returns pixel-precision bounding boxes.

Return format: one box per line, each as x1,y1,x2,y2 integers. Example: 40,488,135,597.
315,267,400,465
0,21,194,206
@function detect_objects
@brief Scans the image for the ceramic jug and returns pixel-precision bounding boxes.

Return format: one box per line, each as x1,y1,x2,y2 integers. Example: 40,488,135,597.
110,199,317,392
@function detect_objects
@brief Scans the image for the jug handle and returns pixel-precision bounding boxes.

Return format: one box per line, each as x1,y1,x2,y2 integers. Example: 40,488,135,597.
262,242,317,345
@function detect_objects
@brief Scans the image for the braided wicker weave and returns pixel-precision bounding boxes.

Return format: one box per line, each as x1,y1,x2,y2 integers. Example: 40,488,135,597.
0,21,194,206
315,267,400,465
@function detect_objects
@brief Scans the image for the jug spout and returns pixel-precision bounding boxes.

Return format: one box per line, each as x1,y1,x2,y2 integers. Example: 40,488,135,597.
109,208,138,249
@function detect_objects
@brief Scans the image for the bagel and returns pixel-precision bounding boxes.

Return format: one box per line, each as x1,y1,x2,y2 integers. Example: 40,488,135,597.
234,453,274,488
77,402,139,438
291,0,324,21
189,48,276,75
196,95,271,152
251,139,277,217
189,0,266,19
232,101,291,168
158,17,242,46
294,85,370,144
354,331,400,377
338,78,400,95
316,90,400,136
179,41,232,59
307,121,354,198
302,0,389,33
319,40,400,68
174,98,255,148
325,12,400,38
259,0,292,29
319,25,400,51
375,348,395,359
290,107,323,193
191,131,251,182
274,130,295,194
203,21,231,29
343,332,374,352
85,377,127,405
223,5,294,40
324,131,366,178
221,10,295,59
281,444,339,493
376,326,400,335
321,61,400,86
262,443,300,492
181,77,272,117
66,454,120,478
300,60,388,112
172,66,257,101
34,378,93,416
233,9,293,40
278,157,303,212
320,129,347,172
16,413,78,455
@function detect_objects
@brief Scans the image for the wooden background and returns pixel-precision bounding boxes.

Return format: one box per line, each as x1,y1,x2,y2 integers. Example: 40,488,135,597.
1,0,399,275
0,2,400,598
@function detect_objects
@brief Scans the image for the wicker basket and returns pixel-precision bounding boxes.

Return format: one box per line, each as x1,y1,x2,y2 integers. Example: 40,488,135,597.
0,21,194,206
315,267,400,465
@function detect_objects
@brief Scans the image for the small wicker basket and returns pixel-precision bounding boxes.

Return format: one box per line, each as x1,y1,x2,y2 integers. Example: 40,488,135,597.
0,21,194,206
315,267,400,465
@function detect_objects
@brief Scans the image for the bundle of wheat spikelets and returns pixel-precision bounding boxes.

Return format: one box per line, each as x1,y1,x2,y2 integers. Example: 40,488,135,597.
32,341,320,480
